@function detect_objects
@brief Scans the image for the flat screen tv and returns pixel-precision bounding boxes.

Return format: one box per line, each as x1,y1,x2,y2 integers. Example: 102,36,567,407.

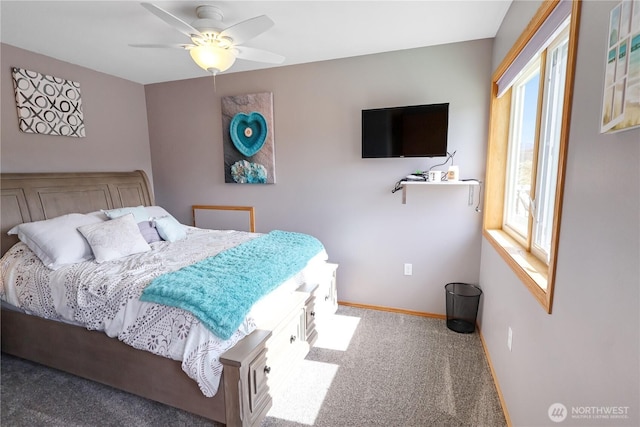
362,103,449,158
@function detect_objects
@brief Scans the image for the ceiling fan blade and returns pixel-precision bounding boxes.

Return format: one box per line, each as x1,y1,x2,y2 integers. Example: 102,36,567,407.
220,15,274,45
141,2,202,38
129,43,192,49
234,46,285,64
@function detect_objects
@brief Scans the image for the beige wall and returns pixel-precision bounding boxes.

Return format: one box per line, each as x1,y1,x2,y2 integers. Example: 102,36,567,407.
0,44,153,185
146,39,493,314
479,1,640,425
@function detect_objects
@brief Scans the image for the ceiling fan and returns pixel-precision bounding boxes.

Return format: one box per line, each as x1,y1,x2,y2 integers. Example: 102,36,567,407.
130,2,285,75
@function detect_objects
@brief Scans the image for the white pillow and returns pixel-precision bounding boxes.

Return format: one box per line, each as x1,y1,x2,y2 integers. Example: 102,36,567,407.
78,214,151,263
86,210,109,221
152,215,187,242
102,206,149,223
7,213,103,270
145,206,173,219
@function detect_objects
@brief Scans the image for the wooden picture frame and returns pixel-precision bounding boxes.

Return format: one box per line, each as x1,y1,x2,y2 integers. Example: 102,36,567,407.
192,205,256,232
600,0,640,133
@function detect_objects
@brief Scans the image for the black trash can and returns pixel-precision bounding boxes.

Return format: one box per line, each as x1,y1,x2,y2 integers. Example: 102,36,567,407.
445,283,482,333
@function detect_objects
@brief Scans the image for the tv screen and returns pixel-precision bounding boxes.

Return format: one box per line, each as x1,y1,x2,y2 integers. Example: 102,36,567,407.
361,103,449,158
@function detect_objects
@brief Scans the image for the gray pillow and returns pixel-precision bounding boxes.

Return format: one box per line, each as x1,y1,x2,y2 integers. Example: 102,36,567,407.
137,220,162,244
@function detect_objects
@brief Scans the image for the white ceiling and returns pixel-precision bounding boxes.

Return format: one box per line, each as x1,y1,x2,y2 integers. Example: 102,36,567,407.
0,1,512,85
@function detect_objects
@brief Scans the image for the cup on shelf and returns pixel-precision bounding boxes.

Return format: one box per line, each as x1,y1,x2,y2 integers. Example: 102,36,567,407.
428,170,442,182
447,165,459,181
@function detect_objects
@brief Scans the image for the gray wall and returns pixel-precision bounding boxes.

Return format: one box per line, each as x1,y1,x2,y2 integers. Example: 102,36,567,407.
146,39,492,314
0,44,153,184
479,1,640,425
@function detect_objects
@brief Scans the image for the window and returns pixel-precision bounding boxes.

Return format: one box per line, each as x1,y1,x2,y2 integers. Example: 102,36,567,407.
532,29,570,263
504,58,541,243
483,1,581,313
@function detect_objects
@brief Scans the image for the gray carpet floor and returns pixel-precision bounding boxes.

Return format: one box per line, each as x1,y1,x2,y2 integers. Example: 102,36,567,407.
1,305,506,426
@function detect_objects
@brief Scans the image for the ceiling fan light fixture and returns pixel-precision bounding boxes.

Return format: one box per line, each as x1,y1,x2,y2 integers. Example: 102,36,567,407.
134,3,283,76
189,45,236,75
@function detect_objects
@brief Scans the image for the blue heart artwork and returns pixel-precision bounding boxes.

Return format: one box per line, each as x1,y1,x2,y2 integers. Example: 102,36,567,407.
229,112,268,157
222,92,275,184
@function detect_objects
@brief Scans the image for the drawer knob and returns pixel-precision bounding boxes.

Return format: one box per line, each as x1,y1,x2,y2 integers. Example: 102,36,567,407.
310,311,316,317
290,335,297,343
264,365,271,374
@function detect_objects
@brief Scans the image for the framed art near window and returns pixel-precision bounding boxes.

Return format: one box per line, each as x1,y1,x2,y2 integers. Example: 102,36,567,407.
601,0,640,133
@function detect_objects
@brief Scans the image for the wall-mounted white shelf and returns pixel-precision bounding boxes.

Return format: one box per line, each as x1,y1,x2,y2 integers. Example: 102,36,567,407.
400,180,480,204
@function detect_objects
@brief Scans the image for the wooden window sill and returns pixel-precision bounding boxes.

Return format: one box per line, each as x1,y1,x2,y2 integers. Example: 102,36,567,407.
483,228,551,312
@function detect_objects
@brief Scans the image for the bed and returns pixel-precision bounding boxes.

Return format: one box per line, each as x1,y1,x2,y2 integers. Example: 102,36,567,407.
0,170,335,427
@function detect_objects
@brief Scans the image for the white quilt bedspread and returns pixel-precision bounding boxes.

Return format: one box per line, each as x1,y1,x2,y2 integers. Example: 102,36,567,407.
0,228,327,397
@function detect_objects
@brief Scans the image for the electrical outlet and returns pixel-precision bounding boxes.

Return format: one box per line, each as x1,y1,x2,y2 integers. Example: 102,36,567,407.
404,263,412,276
507,327,513,351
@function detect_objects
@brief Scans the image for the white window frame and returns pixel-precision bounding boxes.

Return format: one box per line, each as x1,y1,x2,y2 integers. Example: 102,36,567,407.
531,26,570,263
503,58,542,246
503,22,571,266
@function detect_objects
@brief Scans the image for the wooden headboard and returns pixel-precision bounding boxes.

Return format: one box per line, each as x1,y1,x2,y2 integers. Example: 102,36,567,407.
1,170,154,256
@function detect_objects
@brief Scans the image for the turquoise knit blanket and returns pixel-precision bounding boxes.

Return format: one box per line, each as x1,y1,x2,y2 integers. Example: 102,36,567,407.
140,230,324,340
